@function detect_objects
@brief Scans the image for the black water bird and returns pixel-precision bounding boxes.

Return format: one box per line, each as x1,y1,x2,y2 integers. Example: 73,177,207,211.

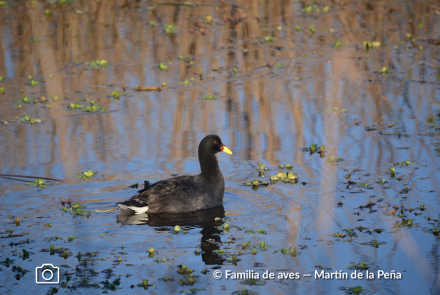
118,135,232,214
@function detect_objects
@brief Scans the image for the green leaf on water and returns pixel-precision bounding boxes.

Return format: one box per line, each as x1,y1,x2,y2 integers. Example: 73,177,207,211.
76,170,98,181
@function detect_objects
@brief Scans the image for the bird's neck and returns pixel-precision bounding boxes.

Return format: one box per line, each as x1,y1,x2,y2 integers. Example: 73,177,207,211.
199,151,222,178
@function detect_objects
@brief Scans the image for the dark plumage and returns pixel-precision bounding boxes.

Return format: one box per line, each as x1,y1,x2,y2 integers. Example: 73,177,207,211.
118,135,232,214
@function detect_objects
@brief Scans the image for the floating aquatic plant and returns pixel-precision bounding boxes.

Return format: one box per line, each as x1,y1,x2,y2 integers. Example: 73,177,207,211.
379,66,391,76
69,103,82,110
360,240,386,248
339,286,366,294
76,170,98,180
262,35,275,43
26,79,40,87
324,107,348,113
108,91,125,100
240,279,266,286
245,179,269,191
327,156,344,163
19,115,42,125
26,178,52,188
302,144,325,156
348,262,369,270
180,79,195,86
164,24,178,36
89,60,110,67
269,171,298,184
159,62,169,71
280,246,297,256
64,203,90,216
390,166,396,178
82,102,106,112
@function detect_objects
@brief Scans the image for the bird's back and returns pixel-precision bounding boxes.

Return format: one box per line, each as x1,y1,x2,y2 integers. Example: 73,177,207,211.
120,174,224,213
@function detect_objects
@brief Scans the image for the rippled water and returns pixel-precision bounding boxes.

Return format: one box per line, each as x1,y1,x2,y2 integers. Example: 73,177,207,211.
1,0,440,294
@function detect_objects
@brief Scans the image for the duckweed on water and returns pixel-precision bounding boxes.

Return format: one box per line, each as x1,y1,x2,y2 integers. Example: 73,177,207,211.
164,24,178,36
262,35,275,43
181,79,195,86
269,171,298,183
19,115,42,125
89,60,110,67
303,4,319,14
348,262,369,270
327,156,344,163
390,166,396,178
302,143,325,155
26,178,52,188
82,102,106,112
65,203,90,216
324,107,348,113
339,286,367,294
280,246,297,256
360,240,386,248
76,170,98,180
240,279,266,286
159,62,169,71
108,91,125,100
69,103,82,110
244,179,269,190
256,163,267,177
202,95,217,100
232,290,258,295
379,66,392,76
27,79,40,87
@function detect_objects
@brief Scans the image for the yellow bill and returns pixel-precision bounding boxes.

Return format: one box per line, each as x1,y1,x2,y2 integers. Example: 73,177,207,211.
221,145,233,154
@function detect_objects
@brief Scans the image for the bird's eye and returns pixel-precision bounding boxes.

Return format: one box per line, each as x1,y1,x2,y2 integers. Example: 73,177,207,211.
214,141,218,145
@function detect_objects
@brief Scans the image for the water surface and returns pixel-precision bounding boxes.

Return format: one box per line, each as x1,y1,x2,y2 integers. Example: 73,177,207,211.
1,0,440,294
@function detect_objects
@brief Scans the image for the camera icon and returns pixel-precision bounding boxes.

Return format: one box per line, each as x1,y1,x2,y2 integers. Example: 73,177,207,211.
35,264,60,285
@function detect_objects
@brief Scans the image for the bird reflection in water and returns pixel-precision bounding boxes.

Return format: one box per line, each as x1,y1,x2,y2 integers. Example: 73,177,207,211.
117,205,226,265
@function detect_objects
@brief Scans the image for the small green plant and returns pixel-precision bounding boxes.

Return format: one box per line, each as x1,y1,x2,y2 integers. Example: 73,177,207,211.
159,62,169,71
76,170,98,180
333,41,343,49
281,246,297,256
181,79,194,86
348,262,369,270
202,14,213,24
108,91,125,100
19,115,42,125
65,203,90,216
82,102,106,112
379,66,391,76
257,163,265,177
69,103,82,110
262,35,275,43
327,156,344,163
164,24,178,36
26,178,51,188
303,4,317,14
89,59,110,67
